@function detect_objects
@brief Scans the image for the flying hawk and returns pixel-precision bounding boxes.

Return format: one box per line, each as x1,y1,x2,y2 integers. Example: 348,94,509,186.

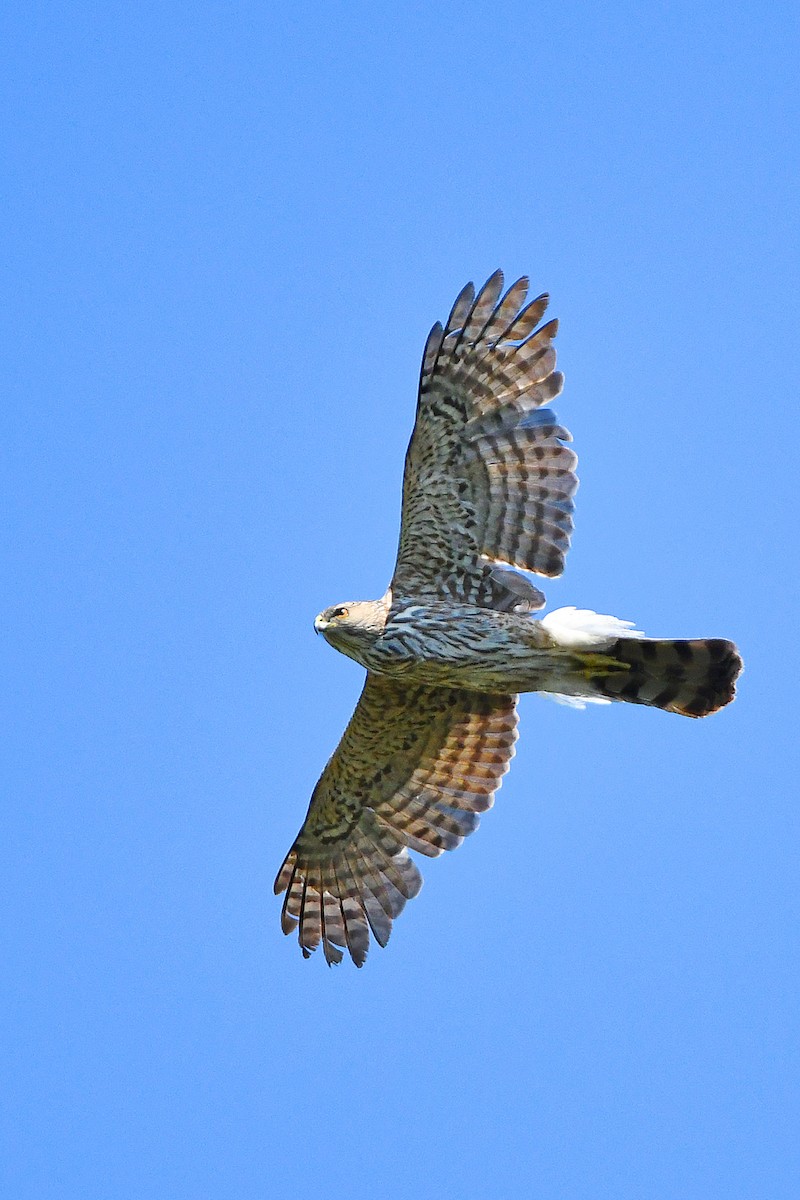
275,271,742,966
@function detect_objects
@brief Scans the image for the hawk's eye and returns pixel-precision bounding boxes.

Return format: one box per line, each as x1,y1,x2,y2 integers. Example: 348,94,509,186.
332,606,349,619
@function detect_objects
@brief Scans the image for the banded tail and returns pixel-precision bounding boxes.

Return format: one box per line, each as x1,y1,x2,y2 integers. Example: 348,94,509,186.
540,608,743,717
589,636,743,717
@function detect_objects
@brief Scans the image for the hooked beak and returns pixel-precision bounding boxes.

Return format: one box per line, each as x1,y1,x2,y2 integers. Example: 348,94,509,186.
314,614,328,635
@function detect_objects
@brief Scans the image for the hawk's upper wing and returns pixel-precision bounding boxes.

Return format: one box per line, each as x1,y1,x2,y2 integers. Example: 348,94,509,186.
390,270,578,612
274,674,518,965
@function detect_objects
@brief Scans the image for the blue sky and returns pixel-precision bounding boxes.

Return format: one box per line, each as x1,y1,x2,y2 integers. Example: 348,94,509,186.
3,3,798,1197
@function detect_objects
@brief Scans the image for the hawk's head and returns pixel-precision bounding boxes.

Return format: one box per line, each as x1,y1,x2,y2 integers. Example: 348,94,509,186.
313,596,390,665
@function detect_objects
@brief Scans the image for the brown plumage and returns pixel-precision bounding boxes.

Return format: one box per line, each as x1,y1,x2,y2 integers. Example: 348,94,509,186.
275,679,517,965
274,271,743,966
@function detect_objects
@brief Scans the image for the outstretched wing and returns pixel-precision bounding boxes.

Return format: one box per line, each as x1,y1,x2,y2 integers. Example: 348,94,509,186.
391,270,578,612
274,675,518,965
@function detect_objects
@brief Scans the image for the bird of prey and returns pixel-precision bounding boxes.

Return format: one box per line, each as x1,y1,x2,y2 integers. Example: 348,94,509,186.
275,270,742,966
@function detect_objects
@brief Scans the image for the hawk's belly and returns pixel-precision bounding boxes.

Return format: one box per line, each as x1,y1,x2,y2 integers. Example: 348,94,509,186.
362,603,573,694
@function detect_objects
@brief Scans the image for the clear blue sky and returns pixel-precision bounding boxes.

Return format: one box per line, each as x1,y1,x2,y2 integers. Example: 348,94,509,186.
3,3,798,1198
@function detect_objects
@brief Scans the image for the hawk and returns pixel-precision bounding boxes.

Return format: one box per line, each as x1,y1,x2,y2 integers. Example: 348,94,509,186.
275,271,742,966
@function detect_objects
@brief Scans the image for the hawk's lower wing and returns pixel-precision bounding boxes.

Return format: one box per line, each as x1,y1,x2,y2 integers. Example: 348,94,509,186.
391,270,578,613
274,675,518,965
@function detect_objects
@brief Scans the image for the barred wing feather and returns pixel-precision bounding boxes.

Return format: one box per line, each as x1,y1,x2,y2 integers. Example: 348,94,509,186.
274,675,518,965
391,270,578,611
